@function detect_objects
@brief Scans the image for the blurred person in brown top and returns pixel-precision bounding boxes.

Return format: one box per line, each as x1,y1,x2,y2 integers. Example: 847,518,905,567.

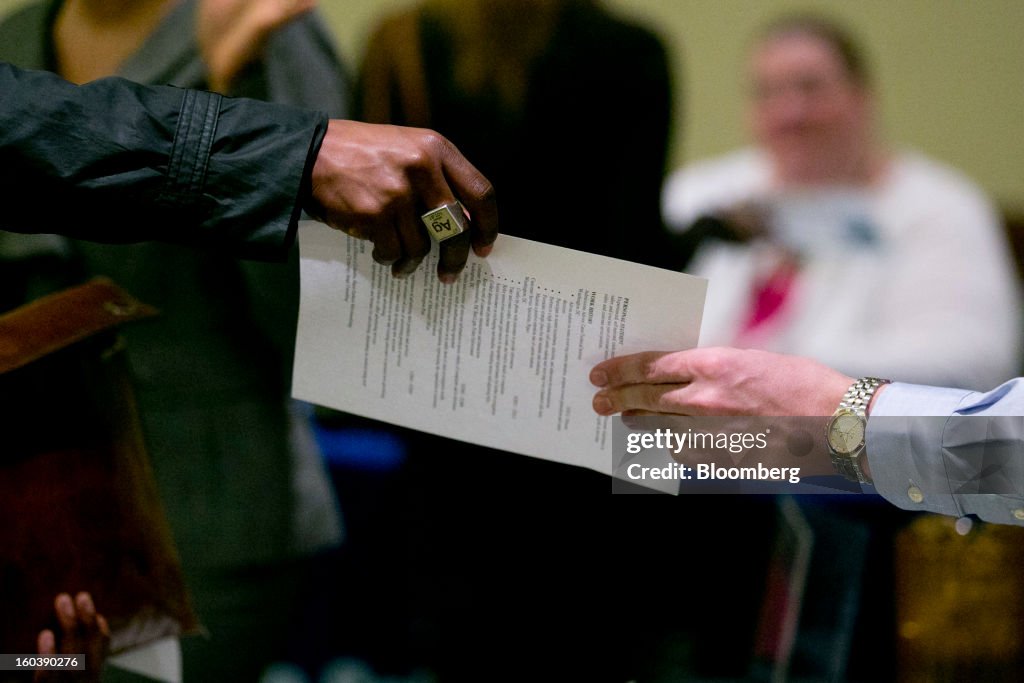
360,0,682,267
0,1,349,680
356,2,690,680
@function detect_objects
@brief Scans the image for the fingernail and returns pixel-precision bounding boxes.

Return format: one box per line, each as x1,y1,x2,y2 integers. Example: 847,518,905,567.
476,243,493,258
590,369,608,387
57,594,74,618
593,395,612,414
38,629,55,655
76,592,95,616
440,273,457,285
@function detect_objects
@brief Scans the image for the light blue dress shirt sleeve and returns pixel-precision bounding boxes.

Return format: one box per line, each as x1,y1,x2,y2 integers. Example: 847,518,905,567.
867,379,1024,525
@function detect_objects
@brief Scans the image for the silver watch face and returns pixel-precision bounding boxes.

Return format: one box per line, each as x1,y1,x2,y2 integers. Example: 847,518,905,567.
828,412,865,455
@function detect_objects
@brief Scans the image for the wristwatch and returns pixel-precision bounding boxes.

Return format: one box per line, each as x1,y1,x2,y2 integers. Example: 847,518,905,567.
826,377,891,484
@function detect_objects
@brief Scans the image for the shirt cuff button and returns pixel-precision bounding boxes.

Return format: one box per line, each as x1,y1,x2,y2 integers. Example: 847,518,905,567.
907,485,924,504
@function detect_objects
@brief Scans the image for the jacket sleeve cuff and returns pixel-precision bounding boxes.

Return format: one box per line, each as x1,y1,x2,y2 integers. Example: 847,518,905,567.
185,91,329,261
284,114,330,254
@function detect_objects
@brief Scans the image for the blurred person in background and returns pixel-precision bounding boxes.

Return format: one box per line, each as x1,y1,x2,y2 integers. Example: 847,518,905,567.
355,1,687,680
662,13,1022,390
659,13,1023,680
0,1,349,680
360,0,681,266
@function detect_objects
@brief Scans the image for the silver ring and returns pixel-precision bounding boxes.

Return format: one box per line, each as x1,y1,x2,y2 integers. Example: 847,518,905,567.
421,201,467,243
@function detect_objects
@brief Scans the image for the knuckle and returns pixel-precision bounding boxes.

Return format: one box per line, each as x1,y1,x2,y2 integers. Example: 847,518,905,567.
382,170,413,198
409,130,445,165
698,352,726,379
418,129,446,152
701,388,730,415
641,358,661,383
600,389,622,412
403,146,430,170
346,187,386,216
349,196,377,216
470,178,496,203
359,186,409,217
354,199,388,221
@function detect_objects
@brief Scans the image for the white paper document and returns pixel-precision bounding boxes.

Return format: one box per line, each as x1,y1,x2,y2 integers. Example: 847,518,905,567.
293,221,706,476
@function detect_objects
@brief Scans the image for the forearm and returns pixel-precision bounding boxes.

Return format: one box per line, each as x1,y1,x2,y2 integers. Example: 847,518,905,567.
0,61,326,261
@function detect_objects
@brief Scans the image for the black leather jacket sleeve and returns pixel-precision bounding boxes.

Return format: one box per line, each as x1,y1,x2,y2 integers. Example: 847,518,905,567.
0,61,328,261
